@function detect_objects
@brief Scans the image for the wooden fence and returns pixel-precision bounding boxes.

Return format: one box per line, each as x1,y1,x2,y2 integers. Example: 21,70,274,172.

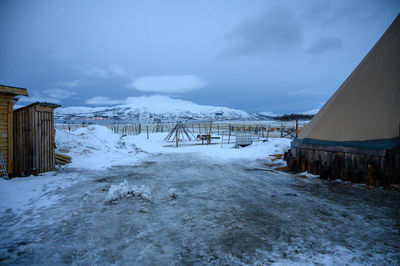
55,121,307,141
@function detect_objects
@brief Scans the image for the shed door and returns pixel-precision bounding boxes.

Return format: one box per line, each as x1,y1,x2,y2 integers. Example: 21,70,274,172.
38,112,54,172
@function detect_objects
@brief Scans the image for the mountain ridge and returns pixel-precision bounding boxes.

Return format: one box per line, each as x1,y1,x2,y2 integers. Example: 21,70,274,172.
54,95,255,121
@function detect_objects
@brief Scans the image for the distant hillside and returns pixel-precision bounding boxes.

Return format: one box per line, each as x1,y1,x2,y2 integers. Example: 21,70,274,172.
54,95,255,122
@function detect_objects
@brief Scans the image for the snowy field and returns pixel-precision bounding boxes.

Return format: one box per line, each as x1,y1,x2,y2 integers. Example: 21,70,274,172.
0,126,399,265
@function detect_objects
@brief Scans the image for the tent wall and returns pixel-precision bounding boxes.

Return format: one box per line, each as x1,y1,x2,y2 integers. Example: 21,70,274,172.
285,14,400,186
299,14,400,143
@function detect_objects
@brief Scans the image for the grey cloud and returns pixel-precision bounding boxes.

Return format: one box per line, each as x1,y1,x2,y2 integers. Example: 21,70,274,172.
81,66,110,78
56,80,81,87
43,88,76,100
48,50,75,62
225,7,303,55
306,37,343,54
18,88,76,104
287,88,332,96
108,65,128,77
78,65,128,79
127,75,206,93
86,96,124,105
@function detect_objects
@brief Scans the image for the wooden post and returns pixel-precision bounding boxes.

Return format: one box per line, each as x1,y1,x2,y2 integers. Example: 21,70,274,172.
228,124,231,144
295,119,299,138
146,125,149,139
175,129,179,148
266,125,270,141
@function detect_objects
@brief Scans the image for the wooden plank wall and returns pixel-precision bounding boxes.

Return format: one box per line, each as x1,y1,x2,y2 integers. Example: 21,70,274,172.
13,105,56,176
285,147,400,186
0,96,14,175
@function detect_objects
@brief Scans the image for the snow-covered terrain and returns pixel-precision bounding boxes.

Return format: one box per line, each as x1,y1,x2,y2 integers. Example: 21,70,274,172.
55,125,145,170
1,126,399,265
55,95,254,121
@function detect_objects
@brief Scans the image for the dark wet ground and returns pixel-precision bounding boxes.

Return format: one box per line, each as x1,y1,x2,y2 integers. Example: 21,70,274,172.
1,153,399,265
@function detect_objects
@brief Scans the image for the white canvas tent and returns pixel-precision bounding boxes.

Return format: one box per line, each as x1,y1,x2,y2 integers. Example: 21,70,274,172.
286,14,400,184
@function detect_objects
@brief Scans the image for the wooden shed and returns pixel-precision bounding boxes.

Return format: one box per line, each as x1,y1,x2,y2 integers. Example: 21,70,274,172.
0,85,28,176
13,102,60,176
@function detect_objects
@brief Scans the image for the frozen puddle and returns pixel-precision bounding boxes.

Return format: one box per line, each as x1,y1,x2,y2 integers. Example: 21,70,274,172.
0,153,399,265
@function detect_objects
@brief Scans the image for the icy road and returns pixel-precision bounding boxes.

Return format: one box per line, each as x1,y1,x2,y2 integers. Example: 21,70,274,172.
1,127,400,265
1,153,400,265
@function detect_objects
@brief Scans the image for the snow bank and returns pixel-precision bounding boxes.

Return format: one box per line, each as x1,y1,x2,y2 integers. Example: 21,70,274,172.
125,132,291,162
55,125,290,168
0,171,81,215
105,180,151,204
56,125,145,170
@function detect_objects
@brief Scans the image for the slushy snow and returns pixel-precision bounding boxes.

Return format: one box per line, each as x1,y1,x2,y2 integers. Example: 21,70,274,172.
105,180,151,203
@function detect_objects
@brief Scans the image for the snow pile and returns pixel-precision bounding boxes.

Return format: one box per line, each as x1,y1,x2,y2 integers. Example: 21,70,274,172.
105,180,151,204
55,125,144,170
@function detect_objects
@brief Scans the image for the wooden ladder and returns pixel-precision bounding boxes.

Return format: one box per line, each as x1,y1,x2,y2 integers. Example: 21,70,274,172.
0,151,8,179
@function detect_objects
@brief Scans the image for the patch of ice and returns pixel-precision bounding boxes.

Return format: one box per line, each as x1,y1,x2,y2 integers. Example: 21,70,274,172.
0,171,81,215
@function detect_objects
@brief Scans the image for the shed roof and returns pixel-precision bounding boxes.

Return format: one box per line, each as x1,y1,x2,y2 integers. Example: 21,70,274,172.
14,102,61,112
0,84,28,96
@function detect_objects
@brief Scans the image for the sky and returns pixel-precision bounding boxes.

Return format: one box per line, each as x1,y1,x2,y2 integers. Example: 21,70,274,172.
0,0,399,114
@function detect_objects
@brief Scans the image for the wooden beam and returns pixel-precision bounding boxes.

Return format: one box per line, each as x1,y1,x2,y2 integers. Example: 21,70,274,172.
0,85,28,96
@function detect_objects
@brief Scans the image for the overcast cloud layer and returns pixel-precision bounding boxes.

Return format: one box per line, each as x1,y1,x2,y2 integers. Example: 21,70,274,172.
0,0,399,113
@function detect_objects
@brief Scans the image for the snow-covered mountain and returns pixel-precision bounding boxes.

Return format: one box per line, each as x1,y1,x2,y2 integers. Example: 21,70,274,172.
55,95,254,121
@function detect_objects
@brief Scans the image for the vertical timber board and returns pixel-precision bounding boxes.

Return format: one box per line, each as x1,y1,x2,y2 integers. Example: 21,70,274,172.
45,111,49,171
50,112,54,170
331,152,338,179
39,109,42,171
12,103,18,175
51,112,55,170
0,97,11,174
12,106,17,175
7,100,13,174
30,108,34,171
50,111,54,170
40,110,43,171
27,108,31,172
32,107,37,171
14,108,20,175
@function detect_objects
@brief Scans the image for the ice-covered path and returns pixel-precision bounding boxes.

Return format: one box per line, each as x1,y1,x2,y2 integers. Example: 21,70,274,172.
1,151,399,265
